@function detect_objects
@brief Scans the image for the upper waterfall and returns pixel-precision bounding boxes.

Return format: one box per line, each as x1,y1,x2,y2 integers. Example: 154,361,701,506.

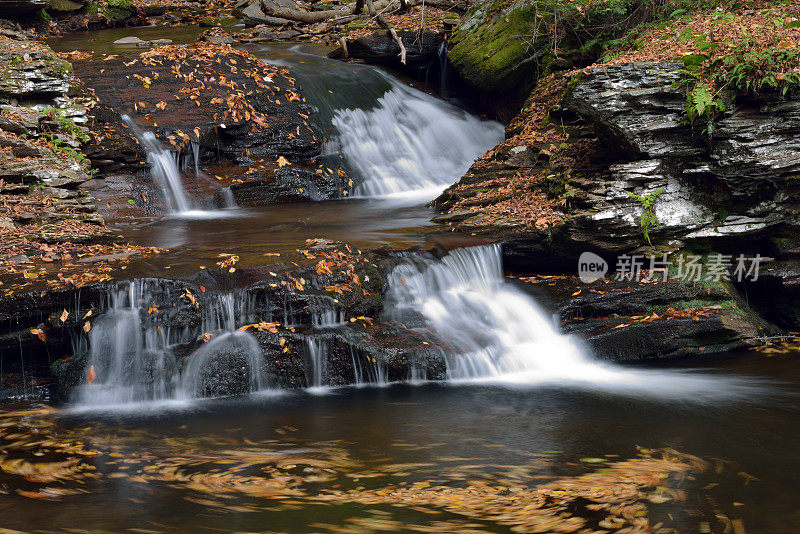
332,77,504,198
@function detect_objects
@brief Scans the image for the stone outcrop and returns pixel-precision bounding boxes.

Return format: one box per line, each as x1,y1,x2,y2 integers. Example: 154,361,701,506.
447,0,546,92
72,43,350,207
0,28,109,250
435,59,800,358
566,61,800,248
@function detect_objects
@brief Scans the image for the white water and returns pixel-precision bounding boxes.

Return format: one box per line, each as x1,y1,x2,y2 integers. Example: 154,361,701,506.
385,244,765,399
76,283,264,407
122,115,239,218
333,75,504,198
305,337,329,391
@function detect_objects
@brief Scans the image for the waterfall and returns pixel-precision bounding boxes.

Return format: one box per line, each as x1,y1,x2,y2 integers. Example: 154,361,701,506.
383,244,768,398
332,74,504,199
76,282,264,407
305,337,328,389
123,115,192,214
438,41,449,99
311,301,345,328
385,244,599,380
78,281,179,406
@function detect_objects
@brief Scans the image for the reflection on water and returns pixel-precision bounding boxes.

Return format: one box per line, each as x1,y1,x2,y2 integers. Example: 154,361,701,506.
1,361,799,533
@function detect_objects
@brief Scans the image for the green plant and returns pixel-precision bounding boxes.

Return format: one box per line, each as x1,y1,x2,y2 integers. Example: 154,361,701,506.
43,108,88,143
27,182,46,197
627,187,666,245
47,135,86,163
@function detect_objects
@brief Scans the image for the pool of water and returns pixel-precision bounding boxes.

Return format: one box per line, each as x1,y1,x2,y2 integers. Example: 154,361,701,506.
1,353,799,533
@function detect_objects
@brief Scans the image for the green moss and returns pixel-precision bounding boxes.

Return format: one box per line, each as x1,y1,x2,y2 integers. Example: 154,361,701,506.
448,1,544,92
101,0,135,21
45,58,73,77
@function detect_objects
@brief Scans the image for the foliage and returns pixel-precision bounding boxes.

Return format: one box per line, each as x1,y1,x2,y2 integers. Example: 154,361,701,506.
628,187,666,245
594,2,800,132
43,108,87,143
47,135,86,163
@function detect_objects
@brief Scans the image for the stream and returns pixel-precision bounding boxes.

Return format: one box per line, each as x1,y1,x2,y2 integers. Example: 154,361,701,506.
2,27,796,533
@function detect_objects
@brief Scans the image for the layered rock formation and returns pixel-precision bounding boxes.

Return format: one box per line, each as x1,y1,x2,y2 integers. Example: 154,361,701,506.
435,57,800,360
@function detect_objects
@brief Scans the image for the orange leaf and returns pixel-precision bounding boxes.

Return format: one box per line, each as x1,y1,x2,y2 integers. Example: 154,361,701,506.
87,365,96,385
30,328,46,342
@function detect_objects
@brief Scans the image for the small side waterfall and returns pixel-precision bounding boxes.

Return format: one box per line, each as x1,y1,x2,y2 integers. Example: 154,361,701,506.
179,293,264,399
305,337,328,389
311,301,345,328
123,115,192,214
437,41,449,99
77,282,264,407
332,75,504,198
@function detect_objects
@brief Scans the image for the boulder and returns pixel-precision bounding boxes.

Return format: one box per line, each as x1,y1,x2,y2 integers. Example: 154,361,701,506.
447,0,547,92
241,2,291,27
48,0,84,12
113,36,146,45
0,0,47,17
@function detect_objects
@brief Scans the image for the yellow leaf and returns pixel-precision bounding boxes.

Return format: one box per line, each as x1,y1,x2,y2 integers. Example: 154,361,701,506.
277,156,290,167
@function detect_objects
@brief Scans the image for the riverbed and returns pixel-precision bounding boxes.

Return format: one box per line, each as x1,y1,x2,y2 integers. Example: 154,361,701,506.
1,26,795,534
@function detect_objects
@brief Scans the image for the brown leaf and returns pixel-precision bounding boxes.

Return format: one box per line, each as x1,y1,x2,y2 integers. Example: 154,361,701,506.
87,365,96,385
60,309,69,323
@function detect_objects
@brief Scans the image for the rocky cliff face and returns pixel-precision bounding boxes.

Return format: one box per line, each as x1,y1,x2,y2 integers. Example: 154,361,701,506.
435,59,800,360
567,61,800,249
0,28,109,249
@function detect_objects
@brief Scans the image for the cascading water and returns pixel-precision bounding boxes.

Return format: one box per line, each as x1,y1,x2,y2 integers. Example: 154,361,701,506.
385,244,596,380
311,301,345,328
122,115,239,218
331,73,504,198
179,293,265,399
77,282,265,407
305,337,329,389
123,115,192,214
384,244,765,398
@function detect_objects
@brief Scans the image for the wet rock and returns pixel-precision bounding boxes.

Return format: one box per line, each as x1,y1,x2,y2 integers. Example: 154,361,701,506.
518,274,768,362
0,0,47,17
568,62,701,159
48,0,84,12
113,36,146,45
73,43,348,206
197,27,235,44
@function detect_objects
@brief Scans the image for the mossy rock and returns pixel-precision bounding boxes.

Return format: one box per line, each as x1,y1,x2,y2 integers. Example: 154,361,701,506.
448,0,546,92
48,0,83,12
101,0,136,21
